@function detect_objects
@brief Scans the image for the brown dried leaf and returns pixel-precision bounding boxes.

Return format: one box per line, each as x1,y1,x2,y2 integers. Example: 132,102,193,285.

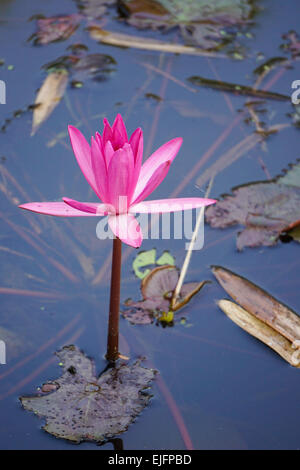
88,26,225,57
31,71,68,136
123,265,207,324
213,266,300,366
32,15,80,45
218,300,300,367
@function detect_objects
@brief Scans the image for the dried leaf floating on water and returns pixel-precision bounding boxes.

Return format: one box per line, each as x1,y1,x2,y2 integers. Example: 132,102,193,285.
123,265,207,324
20,345,156,443
206,161,300,250
31,70,68,136
213,266,300,366
187,76,290,101
88,26,226,57
218,300,300,367
30,15,80,45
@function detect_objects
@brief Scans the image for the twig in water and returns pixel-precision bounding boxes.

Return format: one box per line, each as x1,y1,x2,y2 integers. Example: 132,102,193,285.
171,177,214,310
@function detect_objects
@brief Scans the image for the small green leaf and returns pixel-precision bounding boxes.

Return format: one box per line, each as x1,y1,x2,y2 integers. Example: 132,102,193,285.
156,251,175,266
132,249,156,279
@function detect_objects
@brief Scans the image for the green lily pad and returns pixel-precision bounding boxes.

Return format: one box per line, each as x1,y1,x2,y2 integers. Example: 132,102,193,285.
132,249,175,279
20,345,156,443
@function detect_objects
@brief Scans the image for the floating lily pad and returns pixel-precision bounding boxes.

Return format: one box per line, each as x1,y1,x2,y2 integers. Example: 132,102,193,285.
123,265,207,324
119,0,256,50
206,161,300,250
132,249,175,280
20,345,156,443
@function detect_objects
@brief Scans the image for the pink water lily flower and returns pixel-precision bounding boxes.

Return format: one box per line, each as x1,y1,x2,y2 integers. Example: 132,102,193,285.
19,114,215,247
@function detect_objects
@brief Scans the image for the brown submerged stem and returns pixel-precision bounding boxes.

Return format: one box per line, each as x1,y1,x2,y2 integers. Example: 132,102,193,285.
106,237,122,362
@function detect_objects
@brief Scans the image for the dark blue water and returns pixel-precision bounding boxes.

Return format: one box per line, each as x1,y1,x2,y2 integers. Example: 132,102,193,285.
0,0,300,449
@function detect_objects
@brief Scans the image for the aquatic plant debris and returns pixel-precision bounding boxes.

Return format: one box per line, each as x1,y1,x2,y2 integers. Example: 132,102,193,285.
88,26,225,57
30,15,80,45
119,0,256,50
31,70,69,136
188,76,289,101
20,345,157,443
281,31,300,59
123,265,207,324
206,161,300,250
212,266,300,367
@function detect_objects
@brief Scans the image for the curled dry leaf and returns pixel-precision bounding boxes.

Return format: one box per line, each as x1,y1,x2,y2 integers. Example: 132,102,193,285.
88,26,225,58
206,161,300,250
31,70,68,136
20,345,156,443
123,265,207,325
213,266,300,366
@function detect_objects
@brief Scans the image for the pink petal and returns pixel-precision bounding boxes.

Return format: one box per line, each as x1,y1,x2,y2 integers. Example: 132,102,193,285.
102,118,113,146
107,144,134,210
68,126,100,199
108,213,143,248
129,127,143,163
112,114,128,145
19,202,101,217
130,198,216,213
132,137,182,201
111,126,124,150
104,140,115,168
63,198,113,215
131,161,171,205
95,131,103,153
91,136,108,201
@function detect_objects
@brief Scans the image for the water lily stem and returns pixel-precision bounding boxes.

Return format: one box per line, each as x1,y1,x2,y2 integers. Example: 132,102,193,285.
106,237,122,362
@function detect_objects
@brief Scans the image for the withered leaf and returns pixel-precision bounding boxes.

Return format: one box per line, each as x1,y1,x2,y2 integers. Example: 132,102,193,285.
188,76,289,101
20,345,156,443
206,161,300,250
31,70,68,136
218,300,300,367
88,26,224,57
123,265,207,324
213,266,300,366
31,15,80,45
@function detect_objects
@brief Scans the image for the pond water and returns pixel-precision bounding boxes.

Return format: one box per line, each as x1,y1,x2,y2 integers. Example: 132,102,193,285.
0,0,300,450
